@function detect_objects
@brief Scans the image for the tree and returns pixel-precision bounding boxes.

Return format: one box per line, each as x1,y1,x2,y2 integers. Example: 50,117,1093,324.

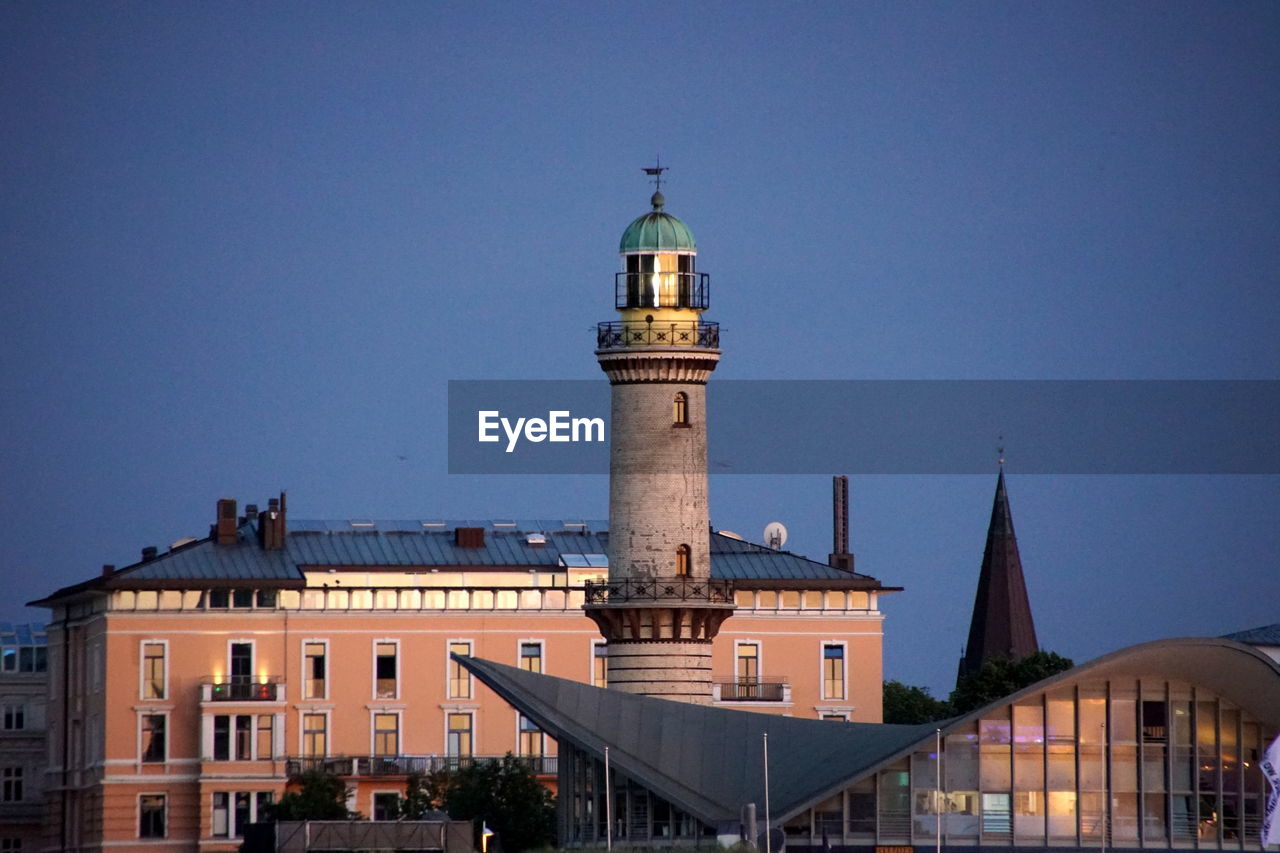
401,769,453,819
949,650,1075,715
436,755,556,853
882,680,952,724
268,769,355,821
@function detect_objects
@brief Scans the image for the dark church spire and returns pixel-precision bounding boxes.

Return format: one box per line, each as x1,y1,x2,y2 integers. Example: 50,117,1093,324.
957,469,1039,684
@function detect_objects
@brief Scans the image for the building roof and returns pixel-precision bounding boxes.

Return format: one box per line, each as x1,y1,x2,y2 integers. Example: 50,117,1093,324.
455,654,937,827
459,636,1280,828
619,192,697,253
29,518,893,606
1222,622,1280,646
958,469,1039,682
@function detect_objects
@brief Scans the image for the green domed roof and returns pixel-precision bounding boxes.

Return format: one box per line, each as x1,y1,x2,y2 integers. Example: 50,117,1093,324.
619,191,697,253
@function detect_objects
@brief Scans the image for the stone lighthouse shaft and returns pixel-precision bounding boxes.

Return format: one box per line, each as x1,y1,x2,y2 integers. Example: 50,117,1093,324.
583,184,736,704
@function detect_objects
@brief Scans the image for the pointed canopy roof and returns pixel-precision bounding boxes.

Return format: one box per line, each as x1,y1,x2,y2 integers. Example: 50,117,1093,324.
959,469,1039,682
455,655,937,826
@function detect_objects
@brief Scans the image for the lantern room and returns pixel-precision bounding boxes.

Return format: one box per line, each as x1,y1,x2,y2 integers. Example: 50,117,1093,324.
615,190,709,324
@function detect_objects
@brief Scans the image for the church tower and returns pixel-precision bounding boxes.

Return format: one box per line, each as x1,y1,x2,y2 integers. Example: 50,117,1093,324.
957,467,1040,684
583,175,735,704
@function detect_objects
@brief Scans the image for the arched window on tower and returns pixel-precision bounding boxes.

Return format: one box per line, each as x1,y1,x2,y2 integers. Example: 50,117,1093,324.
673,392,689,426
675,544,691,576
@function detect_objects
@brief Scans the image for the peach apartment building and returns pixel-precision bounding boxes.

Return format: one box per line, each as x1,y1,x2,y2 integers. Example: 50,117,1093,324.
31,495,896,852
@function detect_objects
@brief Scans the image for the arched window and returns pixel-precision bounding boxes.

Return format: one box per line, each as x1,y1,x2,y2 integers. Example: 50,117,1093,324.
675,544,691,576
673,392,688,426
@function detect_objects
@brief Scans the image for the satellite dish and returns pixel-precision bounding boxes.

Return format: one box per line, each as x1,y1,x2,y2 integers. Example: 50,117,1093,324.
763,522,788,550
718,530,743,540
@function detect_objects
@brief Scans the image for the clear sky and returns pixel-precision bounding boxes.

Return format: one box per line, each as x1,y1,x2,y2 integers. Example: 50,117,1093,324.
3,1,1277,697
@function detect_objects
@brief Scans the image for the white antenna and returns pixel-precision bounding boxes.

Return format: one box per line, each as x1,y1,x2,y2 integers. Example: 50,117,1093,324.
763,521,788,550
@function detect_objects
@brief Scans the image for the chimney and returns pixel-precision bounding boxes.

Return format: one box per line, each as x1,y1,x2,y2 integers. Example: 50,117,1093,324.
101,564,116,578
259,493,287,550
141,546,158,562
455,527,485,548
828,475,855,572
215,498,238,545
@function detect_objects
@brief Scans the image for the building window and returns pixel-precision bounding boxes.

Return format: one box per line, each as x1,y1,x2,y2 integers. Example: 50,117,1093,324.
822,713,850,722
823,643,846,700
235,715,252,759
213,716,230,760
208,589,230,608
1,705,23,731
519,642,542,674
257,715,274,759
447,713,472,758
212,792,229,837
1,768,21,802
736,643,760,698
302,714,327,757
304,642,326,699
673,392,689,425
232,589,254,608
374,713,399,756
592,641,608,688
211,714,256,761
213,791,273,838
229,642,252,683
374,792,401,821
141,715,166,763
519,715,543,758
449,641,473,698
375,642,397,699
675,544,691,576
1,838,22,852
139,794,166,838
142,642,166,699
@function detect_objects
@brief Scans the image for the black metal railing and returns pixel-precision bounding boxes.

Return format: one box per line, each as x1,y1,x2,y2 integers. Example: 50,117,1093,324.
584,576,734,605
285,754,558,778
614,271,710,311
596,321,719,350
715,679,788,702
203,676,282,701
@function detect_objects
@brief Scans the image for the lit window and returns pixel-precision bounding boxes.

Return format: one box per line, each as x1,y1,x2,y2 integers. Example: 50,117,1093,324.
302,714,327,758
374,713,399,756
256,715,274,759
519,715,543,757
519,642,542,674
447,713,472,758
822,644,845,700
141,715,166,763
675,544,691,576
304,642,326,699
235,716,252,760
375,642,397,699
139,794,166,838
592,642,608,688
673,392,689,425
448,642,472,699
142,642,165,700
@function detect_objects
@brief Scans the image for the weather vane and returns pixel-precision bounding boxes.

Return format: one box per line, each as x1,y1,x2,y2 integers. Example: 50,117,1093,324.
642,156,667,190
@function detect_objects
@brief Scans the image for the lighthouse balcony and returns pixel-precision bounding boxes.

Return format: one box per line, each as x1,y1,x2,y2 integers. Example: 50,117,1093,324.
596,320,719,350
583,576,734,605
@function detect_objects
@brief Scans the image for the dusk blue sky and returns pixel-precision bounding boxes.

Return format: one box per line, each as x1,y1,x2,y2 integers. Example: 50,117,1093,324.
3,2,1277,697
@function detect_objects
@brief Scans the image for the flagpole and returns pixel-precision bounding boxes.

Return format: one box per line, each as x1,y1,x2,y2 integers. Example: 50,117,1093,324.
764,733,772,853
605,746,613,853
936,728,942,853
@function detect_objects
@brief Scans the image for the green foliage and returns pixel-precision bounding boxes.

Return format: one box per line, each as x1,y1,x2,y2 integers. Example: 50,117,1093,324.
436,754,556,853
882,680,953,724
949,650,1075,715
268,769,355,821
401,769,453,819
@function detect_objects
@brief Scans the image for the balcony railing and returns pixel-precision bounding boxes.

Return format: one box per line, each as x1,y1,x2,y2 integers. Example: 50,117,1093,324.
285,754,558,778
614,271,710,311
201,676,282,702
713,679,789,702
596,320,719,350
584,576,734,605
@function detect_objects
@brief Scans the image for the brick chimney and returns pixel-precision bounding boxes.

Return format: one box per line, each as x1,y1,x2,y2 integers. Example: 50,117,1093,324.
260,492,287,550
828,475,855,572
215,498,238,545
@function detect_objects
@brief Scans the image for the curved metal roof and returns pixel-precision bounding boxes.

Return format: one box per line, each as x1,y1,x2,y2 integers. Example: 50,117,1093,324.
620,194,697,253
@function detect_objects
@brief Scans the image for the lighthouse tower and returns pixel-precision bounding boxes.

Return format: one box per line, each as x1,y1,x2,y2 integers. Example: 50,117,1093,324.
584,176,735,704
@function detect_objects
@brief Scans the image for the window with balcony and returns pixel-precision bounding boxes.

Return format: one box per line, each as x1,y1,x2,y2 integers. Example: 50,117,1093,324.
448,641,472,699
304,641,326,699
141,714,166,763
519,642,542,674
229,642,252,684
592,641,607,688
374,713,399,756
139,794,166,838
823,643,846,700
141,642,166,700
302,713,327,757
375,642,397,699
519,715,543,758
447,713,472,758
1,704,23,731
